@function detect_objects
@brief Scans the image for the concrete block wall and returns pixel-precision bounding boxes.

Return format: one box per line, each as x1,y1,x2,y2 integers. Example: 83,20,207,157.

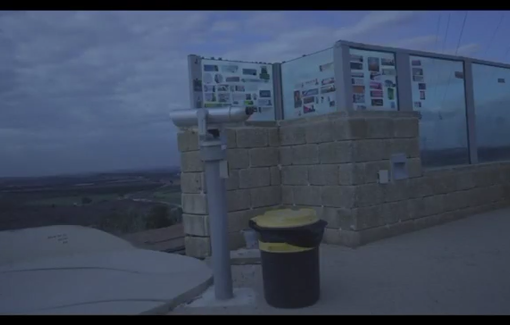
178,125,281,258
295,112,510,248
323,161,510,247
279,111,424,242
177,111,510,257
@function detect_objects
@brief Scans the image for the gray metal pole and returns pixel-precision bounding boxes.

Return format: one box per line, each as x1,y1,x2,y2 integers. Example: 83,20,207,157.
201,141,233,300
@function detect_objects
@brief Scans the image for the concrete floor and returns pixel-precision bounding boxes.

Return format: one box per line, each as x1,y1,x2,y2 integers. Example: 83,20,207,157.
173,208,510,315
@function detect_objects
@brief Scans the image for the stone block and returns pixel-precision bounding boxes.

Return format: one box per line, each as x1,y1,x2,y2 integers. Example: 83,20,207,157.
407,198,426,219
279,125,306,146
180,151,203,172
224,128,237,149
177,131,199,152
281,186,294,205
308,165,339,186
322,228,361,247
393,118,419,138
318,141,353,164
183,214,209,236
227,210,256,233
227,149,249,169
292,144,319,165
279,147,293,166
468,187,486,207
444,191,467,211
239,168,270,188
337,163,357,185
250,186,281,208
226,189,251,212
181,172,205,194
383,181,409,202
455,171,475,191
249,147,279,167
182,193,208,214
268,128,280,147
430,174,457,195
321,186,356,208
473,168,500,188
225,169,239,191
407,158,423,178
330,118,350,140
407,177,434,198
281,165,308,185
236,127,268,148
346,118,368,139
352,205,383,230
381,200,407,224
366,118,394,139
413,214,447,231
305,120,335,143
390,138,420,158
355,184,385,207
486,184,505,203
352,140,390,162
422,195,445,216
270,166,281,186
185,236,211,258
292,186,322,206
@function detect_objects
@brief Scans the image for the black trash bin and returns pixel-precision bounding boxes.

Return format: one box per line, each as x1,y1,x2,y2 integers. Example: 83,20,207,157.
249,209,327,309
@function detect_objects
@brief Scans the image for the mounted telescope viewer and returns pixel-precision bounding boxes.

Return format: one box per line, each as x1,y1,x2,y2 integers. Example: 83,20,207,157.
168,106,256,300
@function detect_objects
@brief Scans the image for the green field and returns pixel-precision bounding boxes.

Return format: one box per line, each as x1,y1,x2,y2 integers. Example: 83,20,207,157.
152,190,181,205
27,193,119,207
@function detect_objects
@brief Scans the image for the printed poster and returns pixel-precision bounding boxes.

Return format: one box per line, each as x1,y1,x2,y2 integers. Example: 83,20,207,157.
201,59,275,121
349,49,398,111
409,57,428,110
281,49,336,119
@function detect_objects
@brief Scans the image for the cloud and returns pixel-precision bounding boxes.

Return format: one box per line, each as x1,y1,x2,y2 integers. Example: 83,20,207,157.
0,10,486,177
334,11,415,41
210,20,239,33
220,11,417,62
0,11,212,176
452,43,481,56
391,35,440,51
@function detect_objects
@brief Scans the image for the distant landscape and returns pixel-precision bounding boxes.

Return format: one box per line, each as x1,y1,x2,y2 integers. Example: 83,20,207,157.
0,167,183,236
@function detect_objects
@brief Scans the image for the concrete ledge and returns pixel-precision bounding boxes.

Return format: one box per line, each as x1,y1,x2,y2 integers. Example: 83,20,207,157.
278,110,421,127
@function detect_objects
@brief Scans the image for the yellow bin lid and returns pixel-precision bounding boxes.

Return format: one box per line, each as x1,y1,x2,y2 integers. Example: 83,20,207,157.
252,208,318,229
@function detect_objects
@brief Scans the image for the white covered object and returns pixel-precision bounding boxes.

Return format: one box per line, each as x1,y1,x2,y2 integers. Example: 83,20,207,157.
0,226,212,315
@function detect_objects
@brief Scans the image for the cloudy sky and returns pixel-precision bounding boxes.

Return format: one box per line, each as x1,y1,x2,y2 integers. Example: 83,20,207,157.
0,10,508,177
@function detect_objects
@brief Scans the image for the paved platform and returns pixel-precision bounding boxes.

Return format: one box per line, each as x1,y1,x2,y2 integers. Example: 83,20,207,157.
173,208,510,315
0,225,211,315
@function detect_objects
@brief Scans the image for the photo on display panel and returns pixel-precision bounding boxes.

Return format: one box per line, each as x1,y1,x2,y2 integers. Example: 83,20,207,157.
368,57,380,72
370,81,381,90
351,62,363,70
381,58,395,66
387,88,395,100
412,68,423,77
371,99,383,106
370,72,382,81
350,54,363,63
319,62,333,72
